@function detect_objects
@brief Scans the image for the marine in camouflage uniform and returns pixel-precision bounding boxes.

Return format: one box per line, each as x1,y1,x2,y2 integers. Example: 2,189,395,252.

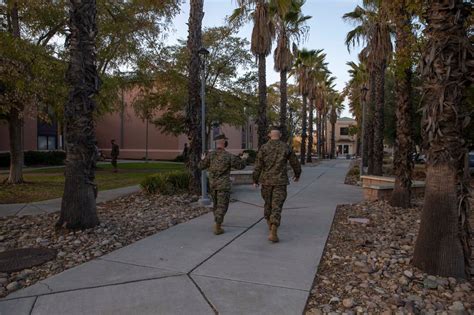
199,134,247,235
253,126,301,242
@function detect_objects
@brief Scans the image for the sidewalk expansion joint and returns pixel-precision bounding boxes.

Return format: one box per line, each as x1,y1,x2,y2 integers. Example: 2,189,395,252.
188,275,218,315
97,257,181,273
288,170,327,200
2,274,184,301
28,296,38,315
188,216,264,274
191,274,309,293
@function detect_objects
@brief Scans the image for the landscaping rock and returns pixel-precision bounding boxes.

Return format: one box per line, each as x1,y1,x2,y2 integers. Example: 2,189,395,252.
304,200,474,314
0,192,209,298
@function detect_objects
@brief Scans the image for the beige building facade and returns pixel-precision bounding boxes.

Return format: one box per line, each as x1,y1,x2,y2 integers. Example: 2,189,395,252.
327,117,358,156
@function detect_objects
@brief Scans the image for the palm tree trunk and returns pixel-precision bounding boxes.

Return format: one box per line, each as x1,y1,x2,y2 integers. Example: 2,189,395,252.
6,1,24,185
306,99,314,163
413,0,471,279
279,69,288,142
316,110,322,158
367,73,376,175
57,0,99,229
185,0,204,193
300,95,307,165
331,122,336,159
390,10,414,208
372,63,386,175
257,53,268,148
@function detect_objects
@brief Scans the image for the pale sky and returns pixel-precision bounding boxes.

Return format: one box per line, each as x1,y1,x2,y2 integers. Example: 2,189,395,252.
168,0,363,117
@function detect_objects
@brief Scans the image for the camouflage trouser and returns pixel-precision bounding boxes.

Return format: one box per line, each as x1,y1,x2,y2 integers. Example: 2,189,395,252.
210,190,230,224
261,185,287,227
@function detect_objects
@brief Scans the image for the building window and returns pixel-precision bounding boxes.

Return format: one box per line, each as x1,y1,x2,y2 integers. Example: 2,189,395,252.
340,127,349,136
38,136,57,150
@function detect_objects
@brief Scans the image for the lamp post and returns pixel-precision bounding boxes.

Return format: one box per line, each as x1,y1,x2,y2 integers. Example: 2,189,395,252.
198,47,211,206
360,85,369,176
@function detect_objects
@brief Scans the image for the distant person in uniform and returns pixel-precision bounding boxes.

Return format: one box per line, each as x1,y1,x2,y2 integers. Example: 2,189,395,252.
253,126,302,243
110,139,120,173
199,134,248,235
182,143,189,162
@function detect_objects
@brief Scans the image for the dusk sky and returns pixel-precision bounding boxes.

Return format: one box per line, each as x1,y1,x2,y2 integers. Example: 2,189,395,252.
168,0,363,117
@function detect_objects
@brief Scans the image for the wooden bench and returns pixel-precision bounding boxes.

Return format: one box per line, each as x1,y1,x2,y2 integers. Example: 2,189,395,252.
360,175,425,201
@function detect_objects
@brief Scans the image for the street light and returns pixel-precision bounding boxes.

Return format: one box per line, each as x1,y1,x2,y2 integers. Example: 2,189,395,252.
198,47,211,206
360,85,369,176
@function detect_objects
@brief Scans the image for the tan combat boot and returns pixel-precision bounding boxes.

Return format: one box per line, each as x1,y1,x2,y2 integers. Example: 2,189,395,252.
214,223,224,235
268,224,279,243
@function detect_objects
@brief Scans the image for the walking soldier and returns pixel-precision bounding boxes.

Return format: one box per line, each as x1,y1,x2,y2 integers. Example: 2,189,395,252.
199,134,248,235
253,126,302,242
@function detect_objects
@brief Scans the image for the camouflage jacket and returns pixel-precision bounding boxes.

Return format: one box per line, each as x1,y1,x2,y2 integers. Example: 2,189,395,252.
111,144,120,158
198,148,246,191
252,140,302,186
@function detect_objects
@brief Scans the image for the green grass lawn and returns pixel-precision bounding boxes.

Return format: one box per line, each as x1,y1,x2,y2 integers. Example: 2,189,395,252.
0,162,184,204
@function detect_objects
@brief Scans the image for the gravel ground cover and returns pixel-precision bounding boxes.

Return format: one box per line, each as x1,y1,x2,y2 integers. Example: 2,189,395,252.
0,192,209,297
306,200,473,315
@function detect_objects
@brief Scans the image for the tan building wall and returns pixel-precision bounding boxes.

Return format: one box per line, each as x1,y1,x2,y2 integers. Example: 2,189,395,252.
1,88,257,160
327,117,358,156
0,116,39,152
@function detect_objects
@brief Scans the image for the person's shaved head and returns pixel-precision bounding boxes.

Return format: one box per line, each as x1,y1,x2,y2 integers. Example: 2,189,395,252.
269,129,281,140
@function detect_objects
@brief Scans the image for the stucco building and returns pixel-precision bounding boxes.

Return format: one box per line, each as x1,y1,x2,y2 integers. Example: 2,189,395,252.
327,117,358,156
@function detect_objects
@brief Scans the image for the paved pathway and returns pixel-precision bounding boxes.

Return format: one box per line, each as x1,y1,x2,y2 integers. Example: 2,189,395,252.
0,185,140,217
0,160,361,315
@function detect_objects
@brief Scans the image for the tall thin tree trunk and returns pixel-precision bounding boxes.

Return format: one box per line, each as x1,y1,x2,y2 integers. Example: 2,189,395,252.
57,0,100,229
372,63,386,175
6,1,24,185
316,110,321,158
185,0,204,193
307,99,314,163
279,70,288,142
391,8,414,208
300,95,307,165
257,53,268,148
367,74,376,175
413,0,472,279
331,122,336,159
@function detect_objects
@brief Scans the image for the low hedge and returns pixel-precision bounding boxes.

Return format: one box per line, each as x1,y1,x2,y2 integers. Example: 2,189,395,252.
0,150,66,168
141,171,191,195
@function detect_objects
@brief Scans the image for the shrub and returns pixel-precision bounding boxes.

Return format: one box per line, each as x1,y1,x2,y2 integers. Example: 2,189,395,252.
243,149,257,164
141,171,191,195
0,150,66,168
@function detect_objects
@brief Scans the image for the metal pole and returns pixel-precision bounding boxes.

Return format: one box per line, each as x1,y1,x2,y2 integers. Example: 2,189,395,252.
145,119,149,163
199,55,210,206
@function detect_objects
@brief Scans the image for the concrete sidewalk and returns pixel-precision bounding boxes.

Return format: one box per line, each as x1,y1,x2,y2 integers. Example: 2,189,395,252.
0,160,362,315
0,185,140,217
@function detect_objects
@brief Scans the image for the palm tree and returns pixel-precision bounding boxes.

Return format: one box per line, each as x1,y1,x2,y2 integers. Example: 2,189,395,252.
231,0,292,147
315,75,335,159
272,0,310,142
329,93,344,159
344,0,393,175
57,0,100,229
388,0,416,208
306,50,329,163
185,0,205,193
413,0,472,279
292,48,319,164
345,60,369,169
